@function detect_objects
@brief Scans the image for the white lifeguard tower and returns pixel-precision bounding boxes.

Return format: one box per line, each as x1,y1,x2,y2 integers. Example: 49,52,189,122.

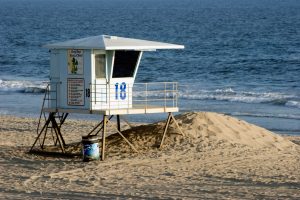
30,35,184,160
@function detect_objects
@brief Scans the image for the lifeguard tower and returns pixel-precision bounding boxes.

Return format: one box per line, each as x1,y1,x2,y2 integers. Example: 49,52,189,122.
30,35,184,160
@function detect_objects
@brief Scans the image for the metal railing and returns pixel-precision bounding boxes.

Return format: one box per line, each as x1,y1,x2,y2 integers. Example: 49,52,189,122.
134,82,178,109
43,82,60,110
43,81,179,112
90,82,178,111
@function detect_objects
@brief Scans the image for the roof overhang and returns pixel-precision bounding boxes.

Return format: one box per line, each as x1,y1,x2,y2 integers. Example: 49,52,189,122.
43,35,184,51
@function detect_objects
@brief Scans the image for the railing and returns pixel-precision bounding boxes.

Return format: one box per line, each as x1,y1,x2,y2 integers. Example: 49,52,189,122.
133,82,178,109
90,82,178,111
43,82,60,110
43,81,178,112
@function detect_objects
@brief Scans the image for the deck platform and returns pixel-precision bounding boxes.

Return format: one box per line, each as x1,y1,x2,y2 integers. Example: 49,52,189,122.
43,105,179,115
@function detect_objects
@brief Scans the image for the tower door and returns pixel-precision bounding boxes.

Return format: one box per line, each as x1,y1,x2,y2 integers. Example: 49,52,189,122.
94,53,107,107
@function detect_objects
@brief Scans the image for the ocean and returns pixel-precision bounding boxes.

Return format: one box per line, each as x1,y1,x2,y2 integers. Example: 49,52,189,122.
0,0,299,135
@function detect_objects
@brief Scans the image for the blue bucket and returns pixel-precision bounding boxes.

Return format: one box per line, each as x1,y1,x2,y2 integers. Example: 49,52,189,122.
82,136,100,161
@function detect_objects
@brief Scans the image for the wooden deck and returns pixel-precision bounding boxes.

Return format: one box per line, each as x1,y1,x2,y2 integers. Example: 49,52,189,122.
43,105,179,115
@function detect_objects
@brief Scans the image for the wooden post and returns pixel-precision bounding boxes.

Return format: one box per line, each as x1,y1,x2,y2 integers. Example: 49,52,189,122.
117,115,121,132
30,112,54,152
52,123,65,153
41,128,48,149
101,115,107,161
51,116,66,147
160,112,172,148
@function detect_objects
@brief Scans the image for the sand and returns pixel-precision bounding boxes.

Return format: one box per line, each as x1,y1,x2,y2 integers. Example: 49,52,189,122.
0,112,300,199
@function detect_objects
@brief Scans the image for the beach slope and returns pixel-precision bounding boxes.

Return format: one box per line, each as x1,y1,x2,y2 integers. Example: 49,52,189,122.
0,112,299,199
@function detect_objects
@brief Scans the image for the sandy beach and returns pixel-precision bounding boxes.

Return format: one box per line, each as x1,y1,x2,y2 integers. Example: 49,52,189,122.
0,112,300,199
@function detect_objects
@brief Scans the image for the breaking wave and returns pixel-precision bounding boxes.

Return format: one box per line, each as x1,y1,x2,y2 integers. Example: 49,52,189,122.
179,87,300,109
229,112,300,120
285,101,300,109
0,79,46,94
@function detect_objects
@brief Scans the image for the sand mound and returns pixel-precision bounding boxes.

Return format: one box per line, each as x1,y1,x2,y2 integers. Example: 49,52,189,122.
174,112,297,150
107,112,298,153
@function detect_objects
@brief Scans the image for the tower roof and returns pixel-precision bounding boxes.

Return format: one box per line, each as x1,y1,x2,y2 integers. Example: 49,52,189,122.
44,35,184,51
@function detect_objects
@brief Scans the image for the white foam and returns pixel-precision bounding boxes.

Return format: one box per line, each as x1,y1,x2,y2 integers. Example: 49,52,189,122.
286,101,300,109
179,87,297,106
230,112,300,120
0,79,46,93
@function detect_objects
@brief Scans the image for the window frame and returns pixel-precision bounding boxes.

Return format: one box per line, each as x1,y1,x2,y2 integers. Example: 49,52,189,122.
112,50,142,78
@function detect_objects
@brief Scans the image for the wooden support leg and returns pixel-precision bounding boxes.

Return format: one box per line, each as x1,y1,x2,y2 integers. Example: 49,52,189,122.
159,113,184,149
119,116,134,128
59,113,69,128
170,114,184,136
88,122,102,136
51,117,66,147
89,115,114,136
159,112,172,149
117,115,121,132
52,123,65,153
30,113,53,152
51,129,57,146
41,127,48,149
101,115,107,161
107,120,138,153
31,112,69,154
87,119,104,136
53,113,68,147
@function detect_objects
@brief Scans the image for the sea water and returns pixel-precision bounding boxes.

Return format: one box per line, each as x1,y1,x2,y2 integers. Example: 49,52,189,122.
0,0,299,135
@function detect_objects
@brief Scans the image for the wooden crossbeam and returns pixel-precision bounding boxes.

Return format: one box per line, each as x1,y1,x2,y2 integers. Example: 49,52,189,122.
170,114,185,136
106,119,138,153
87,115,114,136
100,114,138,160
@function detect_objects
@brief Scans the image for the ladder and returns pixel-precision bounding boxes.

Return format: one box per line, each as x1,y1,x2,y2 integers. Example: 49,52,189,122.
30,84,68,153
